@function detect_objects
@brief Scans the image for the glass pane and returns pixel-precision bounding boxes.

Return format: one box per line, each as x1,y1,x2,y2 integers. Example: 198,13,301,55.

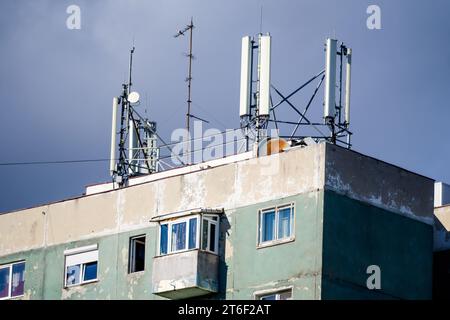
160,224,168,255
171,222,186,252
131,237,145,272
260,294,276,300
188,218,197,249
11,263,25,297
202,219,208,250
262,211,275,242
66,265,81,286
278,207,292,239
209,223,216,252
278,290,292,300
83,262,98,282
0,267,10,299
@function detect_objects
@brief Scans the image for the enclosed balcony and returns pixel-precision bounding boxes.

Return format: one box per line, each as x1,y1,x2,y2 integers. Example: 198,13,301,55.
151,209,222,299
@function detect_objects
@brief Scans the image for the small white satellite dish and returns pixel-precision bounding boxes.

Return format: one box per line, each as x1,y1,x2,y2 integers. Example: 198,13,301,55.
128,91,140,104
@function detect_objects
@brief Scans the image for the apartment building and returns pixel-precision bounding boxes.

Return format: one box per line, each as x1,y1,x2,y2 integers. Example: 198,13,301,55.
1,142,446,300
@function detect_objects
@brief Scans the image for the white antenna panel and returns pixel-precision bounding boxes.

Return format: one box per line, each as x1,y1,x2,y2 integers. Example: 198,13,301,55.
345,48,352,125
110,97,119,176
259,34,271,116
324,38,337,119
239,36,252,117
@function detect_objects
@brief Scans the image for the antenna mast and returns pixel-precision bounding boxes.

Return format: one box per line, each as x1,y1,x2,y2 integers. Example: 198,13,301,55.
110,46,160,188
175,17,195,165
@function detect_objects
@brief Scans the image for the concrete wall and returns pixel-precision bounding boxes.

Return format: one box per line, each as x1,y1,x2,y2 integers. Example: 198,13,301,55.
434,205,450,251
0,226,160,300
0,143,326,258
223,192,324,300
322,191,433,300
324,144,435,225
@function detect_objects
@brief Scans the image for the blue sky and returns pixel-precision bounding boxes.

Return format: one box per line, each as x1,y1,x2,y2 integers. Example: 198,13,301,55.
0,0,449,213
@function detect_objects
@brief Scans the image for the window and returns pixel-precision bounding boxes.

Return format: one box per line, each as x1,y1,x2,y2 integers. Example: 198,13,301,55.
0,261,25,300
64,245,98,287
160,217,199,255
256,288,292,300
129,236,146,273
159,214,219,255
258,204,294,246
202,215,219,254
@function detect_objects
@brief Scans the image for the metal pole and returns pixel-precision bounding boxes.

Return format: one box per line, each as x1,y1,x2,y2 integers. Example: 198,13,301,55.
186,18,194,164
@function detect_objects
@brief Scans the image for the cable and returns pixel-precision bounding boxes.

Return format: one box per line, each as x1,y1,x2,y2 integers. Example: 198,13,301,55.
0,159,112,166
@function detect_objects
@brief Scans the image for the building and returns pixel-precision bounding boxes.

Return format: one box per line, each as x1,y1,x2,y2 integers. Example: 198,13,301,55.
1,142,448,300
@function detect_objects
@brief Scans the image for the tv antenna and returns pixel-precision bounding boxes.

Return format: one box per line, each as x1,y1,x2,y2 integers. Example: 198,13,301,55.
174,17,195,165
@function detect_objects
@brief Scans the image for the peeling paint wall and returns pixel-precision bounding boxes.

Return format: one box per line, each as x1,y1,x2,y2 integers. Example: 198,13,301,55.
0,143,326,257
324,144,434,224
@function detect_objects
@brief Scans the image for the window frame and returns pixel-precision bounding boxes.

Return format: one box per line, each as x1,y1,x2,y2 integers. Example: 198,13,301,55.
0,261,26,300
64,245,99,288
157,213,220,256
257,203,295,247
128,235,146,274
201,214,220,255
254,287,293,300
158,215,200,256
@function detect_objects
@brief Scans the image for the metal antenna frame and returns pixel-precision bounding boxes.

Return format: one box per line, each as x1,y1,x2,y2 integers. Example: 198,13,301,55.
255,41,353,149
174,17,195,165
112,47,161,187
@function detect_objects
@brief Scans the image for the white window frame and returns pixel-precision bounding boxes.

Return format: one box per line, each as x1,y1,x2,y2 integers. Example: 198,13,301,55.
64,244,99,288
129,235,146,274
158,213,220,256
0,261,25,300
159,215,200,255
201,214,220,255
254,286,293,300
258,203,295,247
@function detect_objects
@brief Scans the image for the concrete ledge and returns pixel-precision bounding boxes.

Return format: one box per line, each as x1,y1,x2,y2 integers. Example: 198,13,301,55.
152,249,219,299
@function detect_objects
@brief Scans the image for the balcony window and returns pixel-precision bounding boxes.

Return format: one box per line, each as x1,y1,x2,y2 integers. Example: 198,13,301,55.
159,213,219,255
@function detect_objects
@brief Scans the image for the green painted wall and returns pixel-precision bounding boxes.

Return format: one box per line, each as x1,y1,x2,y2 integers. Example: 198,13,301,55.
321,190,433,300
223,191,324,299
0,228,165,300
0,191,324,300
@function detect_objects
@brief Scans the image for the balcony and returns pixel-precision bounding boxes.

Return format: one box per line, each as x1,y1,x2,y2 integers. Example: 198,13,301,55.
150,209,222,299
152,249,219,299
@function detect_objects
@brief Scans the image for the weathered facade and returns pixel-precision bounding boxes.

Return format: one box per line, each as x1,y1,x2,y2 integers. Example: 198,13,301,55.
0,142,443,300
